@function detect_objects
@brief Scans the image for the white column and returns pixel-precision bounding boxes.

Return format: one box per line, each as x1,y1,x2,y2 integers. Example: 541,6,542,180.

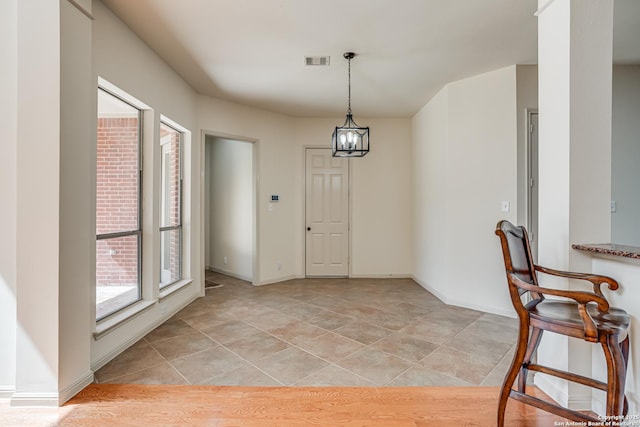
58,0,94,402
0,0,18,397
12,0,94,406
14,0,62,405
536,0,613,410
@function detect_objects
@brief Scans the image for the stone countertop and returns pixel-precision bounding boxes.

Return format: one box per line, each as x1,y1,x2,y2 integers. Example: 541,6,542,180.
572,243,640,260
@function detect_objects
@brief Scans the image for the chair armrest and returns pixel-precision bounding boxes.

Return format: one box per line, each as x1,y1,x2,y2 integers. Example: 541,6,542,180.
534,265,619,298
510,272,610,311
509,273,609,342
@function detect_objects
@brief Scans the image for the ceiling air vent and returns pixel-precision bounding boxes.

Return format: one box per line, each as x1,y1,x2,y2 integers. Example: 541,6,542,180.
305,56,330,66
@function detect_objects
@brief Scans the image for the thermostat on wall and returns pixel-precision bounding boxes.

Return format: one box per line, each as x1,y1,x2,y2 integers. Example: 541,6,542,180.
271,195,279,202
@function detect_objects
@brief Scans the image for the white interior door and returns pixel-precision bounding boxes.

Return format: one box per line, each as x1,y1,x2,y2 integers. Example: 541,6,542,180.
305,148,349,277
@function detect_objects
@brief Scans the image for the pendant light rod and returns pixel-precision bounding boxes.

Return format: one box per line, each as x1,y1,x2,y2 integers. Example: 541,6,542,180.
344,52,355,115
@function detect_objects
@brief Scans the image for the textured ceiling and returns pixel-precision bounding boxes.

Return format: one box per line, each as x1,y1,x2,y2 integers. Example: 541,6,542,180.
101,0,640,117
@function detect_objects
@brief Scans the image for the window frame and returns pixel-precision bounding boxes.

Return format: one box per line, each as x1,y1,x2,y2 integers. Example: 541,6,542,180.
158,120,183,289
95,86,144,321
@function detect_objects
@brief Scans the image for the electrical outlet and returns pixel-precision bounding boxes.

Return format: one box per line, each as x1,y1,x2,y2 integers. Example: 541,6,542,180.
276,262,282,271
611,201,617,213
223,256,228,265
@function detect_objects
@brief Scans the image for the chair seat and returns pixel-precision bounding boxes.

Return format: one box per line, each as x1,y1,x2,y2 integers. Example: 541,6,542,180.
529,300,630,338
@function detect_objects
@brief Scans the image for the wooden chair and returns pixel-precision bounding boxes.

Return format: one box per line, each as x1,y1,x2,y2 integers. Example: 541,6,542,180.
495,220,630,426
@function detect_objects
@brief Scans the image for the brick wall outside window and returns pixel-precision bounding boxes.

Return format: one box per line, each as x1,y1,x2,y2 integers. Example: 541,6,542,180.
160,123,182,286
96,117,139,286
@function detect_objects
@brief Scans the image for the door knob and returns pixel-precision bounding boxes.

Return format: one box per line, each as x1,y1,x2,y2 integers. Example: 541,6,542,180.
307,227,311,231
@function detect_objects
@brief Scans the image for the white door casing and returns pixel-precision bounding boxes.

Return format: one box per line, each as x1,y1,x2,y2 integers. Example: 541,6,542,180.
305,148,349,277
528,111,539,261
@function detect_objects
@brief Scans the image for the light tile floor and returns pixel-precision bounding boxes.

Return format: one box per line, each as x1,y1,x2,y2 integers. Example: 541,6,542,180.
95,271,518,387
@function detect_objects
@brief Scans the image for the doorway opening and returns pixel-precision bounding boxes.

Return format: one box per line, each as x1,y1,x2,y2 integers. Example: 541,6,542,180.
204,134,257,285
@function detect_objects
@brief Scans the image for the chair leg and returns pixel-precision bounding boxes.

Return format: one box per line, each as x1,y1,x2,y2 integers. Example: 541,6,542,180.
518,327,543,393
620,334,630,416
601,334,627,416
498,319,529,427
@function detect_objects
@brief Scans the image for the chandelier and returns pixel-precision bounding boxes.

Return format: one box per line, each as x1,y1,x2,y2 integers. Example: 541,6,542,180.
332,52,369,157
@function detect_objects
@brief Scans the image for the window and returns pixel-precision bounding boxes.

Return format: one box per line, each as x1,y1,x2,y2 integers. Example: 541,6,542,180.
159,121,182,288
96,88,142,320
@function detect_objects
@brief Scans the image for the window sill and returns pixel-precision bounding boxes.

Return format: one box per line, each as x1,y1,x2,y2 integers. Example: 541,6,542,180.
93,280,193,340
93,299,156,340
159,278,193,301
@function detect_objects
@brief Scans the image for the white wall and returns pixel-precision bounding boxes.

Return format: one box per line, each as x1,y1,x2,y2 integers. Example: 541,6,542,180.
350,119,413,276
197,95,297,285
207,137,254,281
0,0,18,397
91,0,201,369
198,103,414,283
412,88,450,297
611,65,640,246
412,66,520,316
294,118,413,278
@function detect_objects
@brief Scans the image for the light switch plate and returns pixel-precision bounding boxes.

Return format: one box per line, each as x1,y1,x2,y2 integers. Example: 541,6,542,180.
501,201,510,213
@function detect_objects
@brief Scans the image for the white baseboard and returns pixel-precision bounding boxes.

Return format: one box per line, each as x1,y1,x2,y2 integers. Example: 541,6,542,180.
91,294,199,372
10,392,60,407
568,394,593,411
534,373,569,408
207,267,252,283
411,275,516,318
349,273,413,279
412,275,448,302
0,385,15,398
253,274,299,286
59,371,94,405
92,333,148,373
2,373,93,406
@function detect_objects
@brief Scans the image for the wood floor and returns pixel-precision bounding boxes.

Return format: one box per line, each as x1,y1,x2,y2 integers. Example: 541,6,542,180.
1,384,568,426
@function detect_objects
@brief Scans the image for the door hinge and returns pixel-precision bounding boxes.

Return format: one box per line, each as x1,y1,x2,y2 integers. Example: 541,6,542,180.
529,178,535,188
529,122,534,134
